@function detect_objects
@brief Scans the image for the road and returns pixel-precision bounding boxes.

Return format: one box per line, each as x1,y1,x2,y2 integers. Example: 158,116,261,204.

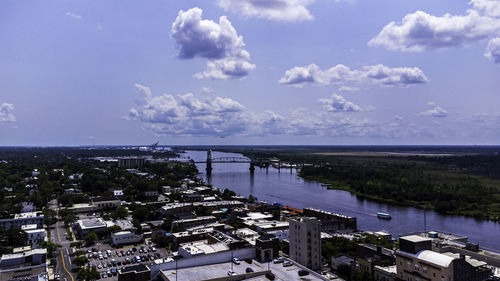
48,199,75,281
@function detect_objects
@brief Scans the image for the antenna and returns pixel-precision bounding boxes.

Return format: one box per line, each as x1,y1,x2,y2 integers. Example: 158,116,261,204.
424,208,427,234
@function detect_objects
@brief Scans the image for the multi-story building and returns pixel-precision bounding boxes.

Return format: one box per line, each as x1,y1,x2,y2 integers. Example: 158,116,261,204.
396,235,491,281
303,208,357,233
172,216,217,230
0,212,44,230
289,217,321,270
0,248,47,281
21,224,45,246
118,157,145,168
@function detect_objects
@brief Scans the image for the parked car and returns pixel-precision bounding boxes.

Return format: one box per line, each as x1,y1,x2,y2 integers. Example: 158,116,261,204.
227,270,236,276
246,267,254,273
283,261,293,267
232,258,241,265
298,269,309,276
265,272,275,280
273,257,284,263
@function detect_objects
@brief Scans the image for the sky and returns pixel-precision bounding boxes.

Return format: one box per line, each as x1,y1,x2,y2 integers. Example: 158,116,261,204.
1,0,500,146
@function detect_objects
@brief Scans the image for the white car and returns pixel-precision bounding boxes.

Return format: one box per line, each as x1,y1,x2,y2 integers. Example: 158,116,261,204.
227,270,236,276
232,258,241,265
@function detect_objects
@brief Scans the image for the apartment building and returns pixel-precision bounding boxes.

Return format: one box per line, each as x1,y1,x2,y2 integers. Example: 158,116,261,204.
289,217,321,270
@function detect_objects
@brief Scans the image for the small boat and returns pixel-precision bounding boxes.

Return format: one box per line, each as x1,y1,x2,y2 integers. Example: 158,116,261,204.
377,212,392,220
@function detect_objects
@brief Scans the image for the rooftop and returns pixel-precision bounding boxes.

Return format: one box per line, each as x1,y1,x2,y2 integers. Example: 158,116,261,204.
400,235,432,243
78,217,106,229
14,212,41,219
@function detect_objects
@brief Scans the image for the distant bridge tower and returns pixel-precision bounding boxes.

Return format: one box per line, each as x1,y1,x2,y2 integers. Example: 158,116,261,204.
206,149,213,173
249,151,255,173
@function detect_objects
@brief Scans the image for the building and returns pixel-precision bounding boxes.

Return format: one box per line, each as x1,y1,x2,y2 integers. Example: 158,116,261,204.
21,224,45,246
74,218,107,237
118,157,145,168
118,264,150,281
159,203,193,217
91,196,121,210
255,234,280,262
0,248,47,281
172,216,217,230
289,217,321,270
374,265,398,281
303,208,357,233
111,231,143,246
0,212,44,230
396,235,491,281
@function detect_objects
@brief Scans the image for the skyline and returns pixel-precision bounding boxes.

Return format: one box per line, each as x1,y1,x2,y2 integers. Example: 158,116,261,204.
1,0,500,146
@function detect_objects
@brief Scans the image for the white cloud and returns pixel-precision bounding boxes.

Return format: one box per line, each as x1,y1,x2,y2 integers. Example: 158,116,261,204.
0,103,16,123
318,93,369,112
485,37,500,63
171,7,254,79
418,102,448,118
200,87,214,95
279,63,428,87
127,84,247,137
217,0,314,22
338,86,360,92
369,1,500,52
66,12,82,20
194,57,256,80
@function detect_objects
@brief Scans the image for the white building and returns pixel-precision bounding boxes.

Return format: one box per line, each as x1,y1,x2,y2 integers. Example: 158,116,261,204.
21,224,45,246
0,248,47,281
0,212,44,230
111,231,142,246
289,217,321,271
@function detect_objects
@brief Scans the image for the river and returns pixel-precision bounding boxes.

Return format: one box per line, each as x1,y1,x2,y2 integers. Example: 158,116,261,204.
182,150,500,251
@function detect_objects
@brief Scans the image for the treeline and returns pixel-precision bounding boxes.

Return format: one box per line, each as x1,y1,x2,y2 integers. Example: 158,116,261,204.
300,163,500,220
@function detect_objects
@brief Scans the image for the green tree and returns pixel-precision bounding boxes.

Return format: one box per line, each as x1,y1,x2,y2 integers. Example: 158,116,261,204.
111,206,128,219
70,241,83,248
73,255,88,267
106,225,121,234
83,232,98,244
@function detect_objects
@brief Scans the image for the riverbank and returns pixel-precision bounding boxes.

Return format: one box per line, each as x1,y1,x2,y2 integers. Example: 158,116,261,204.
299,174,500,223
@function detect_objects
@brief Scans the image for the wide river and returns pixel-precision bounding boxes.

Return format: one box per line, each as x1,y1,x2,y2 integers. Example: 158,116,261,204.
182,150,500,251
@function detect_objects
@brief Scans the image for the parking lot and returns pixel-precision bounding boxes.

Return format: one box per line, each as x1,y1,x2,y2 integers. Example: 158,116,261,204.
79,240,168,280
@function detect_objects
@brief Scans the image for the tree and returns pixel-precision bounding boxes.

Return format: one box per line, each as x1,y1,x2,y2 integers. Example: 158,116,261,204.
106,225,121,234
73,255,88,267
83,232,98,245
77,267,100,281
111,206,128,219
70,241,83,248
6,229,28,247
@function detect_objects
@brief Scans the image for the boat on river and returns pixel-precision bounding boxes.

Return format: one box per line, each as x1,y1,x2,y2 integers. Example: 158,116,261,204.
377,212,392,220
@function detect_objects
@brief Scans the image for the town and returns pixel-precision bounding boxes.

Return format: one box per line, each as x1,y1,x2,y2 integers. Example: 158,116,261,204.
1,148,500,281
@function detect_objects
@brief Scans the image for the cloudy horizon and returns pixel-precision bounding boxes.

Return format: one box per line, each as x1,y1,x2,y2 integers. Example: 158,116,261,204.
1,0,500,146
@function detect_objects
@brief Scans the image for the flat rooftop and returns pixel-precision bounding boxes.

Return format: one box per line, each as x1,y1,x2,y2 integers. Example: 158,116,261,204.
400,235,432,243
161,259,326,281
78,218,106,229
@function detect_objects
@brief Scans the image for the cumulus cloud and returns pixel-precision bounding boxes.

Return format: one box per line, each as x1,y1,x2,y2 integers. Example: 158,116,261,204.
318,93,370,112
194,57,256,80
127,84,400,138
127,84,247,137
66,12,82,20
200,87,214,95
171,7,254,79
279,63,428,87
217,0,314,22
418,102,448,118
0,103,15,123
369,1,500,52
485,38,500,63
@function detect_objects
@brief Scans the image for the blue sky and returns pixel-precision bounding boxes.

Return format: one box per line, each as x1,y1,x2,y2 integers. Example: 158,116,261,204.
1,0,500,146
